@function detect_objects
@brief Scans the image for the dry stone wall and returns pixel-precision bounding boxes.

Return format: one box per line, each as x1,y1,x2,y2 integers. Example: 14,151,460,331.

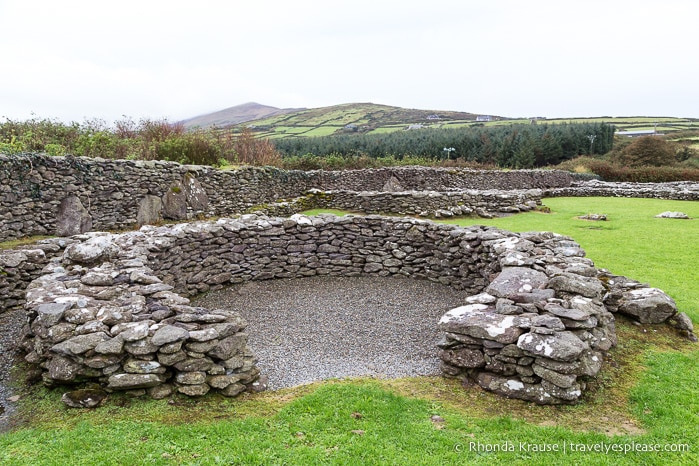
546,180,699,200
17,213,687,403
0,154,574,242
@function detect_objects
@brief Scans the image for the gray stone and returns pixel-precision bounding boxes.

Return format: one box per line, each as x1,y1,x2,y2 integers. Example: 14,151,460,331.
532,364,577,388
148,384,174,400
540,380,584,401
577,350,604,377
124,359,166,374
548,273,605,299
655,211,690,219
544,303,591,321
188,328,220,342
476,372,566,405
531,315,566,330
64,236,119,264
207,374,241,390
158,350,187,366
162,181,188,220
438,347,485,368
668,312,694,332
176,383,210,396
207,334,247,360
51,332,110,356
61,389,108,408
56,196,92,237
616,287,677,324
47,355,82,381
151,325,190,346
94,335,125,354
174,357,214,372
485,267,549,299
182,173,209,211
137,195,163,226
439,305,524,344
219,382,246,397
175,371,207,385
107,373,165,389
517,331,588,362
36,302,71,327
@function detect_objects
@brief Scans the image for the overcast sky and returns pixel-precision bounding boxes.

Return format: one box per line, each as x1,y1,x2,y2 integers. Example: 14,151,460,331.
1,0,697,124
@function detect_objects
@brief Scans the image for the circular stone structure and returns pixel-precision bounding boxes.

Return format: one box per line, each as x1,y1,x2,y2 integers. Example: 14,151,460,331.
16,212,682,405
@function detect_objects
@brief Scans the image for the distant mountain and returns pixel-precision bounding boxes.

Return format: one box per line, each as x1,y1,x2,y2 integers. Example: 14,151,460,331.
237,102,489,139
181,102,304,129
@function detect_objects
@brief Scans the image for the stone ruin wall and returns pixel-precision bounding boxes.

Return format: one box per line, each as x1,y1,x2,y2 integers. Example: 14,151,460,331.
546,180,699,201
1,154,696,404
14,214,689,404
0,154,574,242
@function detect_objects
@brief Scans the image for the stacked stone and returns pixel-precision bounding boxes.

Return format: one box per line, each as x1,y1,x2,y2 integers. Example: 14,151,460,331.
139,214,504,297
0,240,69,314
437,232,618,404
546,180,699,201
21,233,259,398
254,189,542,219
0,154,574,242
16,213,688,405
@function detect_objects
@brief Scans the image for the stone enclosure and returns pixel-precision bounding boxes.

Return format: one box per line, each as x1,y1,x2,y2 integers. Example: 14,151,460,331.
0,155,696,405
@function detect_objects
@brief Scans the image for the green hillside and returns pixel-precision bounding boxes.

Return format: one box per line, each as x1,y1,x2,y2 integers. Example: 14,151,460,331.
240,102,485,139
232,103,698,140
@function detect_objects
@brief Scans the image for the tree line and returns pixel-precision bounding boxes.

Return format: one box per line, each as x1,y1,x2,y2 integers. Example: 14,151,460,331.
272,123,616,168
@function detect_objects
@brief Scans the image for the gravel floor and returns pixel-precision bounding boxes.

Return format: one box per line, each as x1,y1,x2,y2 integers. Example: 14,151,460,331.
193,276,466,390
0,309,25,432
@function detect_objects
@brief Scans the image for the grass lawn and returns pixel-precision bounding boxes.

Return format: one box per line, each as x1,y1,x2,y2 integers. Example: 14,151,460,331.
1,198,697,465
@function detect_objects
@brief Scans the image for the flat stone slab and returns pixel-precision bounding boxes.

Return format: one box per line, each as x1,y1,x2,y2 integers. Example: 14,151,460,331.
655,211,690,219
439,304,524,344
485,267,549,299
517,331,588,362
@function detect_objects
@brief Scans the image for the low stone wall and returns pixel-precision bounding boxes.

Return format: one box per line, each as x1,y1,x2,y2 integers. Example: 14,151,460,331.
252,189,542,219
0,154,573,242
0,241,68,314
18,213,687,403
546,180,699,200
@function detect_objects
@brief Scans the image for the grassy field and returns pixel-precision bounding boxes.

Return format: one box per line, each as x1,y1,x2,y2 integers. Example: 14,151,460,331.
1,197,697,465
236,103,698,140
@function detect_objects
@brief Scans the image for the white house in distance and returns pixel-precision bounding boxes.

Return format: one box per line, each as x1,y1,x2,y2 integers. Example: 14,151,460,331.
615,130,664,137
476,115,492,122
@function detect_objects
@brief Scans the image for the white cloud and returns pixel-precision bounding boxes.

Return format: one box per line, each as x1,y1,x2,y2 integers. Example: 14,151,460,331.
1,0,697,122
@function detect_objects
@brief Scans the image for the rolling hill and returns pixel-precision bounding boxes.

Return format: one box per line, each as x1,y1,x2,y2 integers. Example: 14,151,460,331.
235,102,490,139
182,102,699,140
181,102,303,129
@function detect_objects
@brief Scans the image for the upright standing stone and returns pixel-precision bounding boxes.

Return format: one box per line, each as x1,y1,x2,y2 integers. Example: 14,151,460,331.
56,196,92,236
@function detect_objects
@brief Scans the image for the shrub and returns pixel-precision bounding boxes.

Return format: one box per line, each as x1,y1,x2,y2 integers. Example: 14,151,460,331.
613,136,677,167
587,160,699,182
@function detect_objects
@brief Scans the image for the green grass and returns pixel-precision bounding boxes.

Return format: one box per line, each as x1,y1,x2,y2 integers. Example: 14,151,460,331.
1,197,697,465
440,197,699,321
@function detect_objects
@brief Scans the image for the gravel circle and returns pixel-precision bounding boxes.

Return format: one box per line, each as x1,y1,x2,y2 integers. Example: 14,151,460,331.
193,276,466,390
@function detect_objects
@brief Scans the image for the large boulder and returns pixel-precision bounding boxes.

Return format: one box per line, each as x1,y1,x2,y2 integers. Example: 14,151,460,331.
182,173,209,211
616,287,677,324
162,181,188,220
136,195,163,226
56,196,92,237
